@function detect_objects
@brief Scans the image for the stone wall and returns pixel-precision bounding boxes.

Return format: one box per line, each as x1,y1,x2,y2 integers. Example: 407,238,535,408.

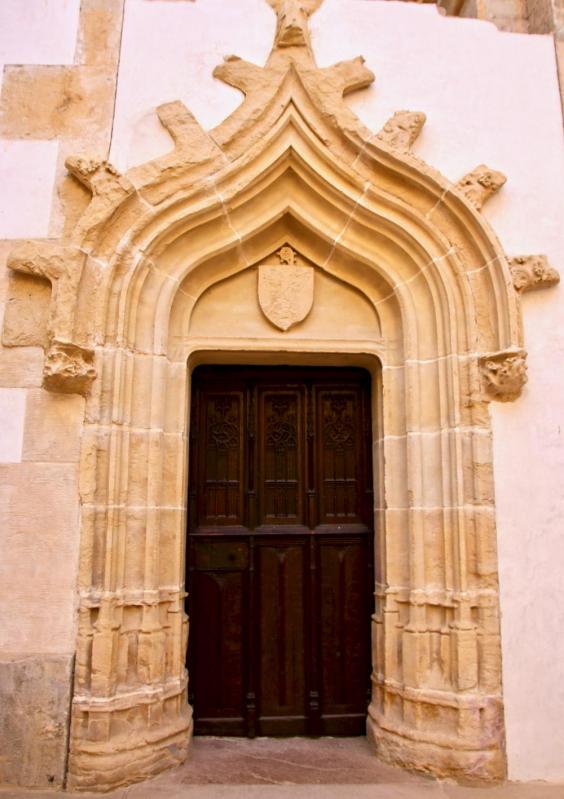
0,0,563,788
0,0,124,787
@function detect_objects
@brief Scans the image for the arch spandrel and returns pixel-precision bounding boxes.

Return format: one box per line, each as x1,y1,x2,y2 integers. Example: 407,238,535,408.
3,0,559,791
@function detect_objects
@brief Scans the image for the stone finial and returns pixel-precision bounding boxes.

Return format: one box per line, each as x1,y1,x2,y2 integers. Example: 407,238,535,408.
508,255,560,293
268,0,323,48
479,350,527,402
376,111,426,153
278,245,297,264
456,165,506,210
43,341,96,396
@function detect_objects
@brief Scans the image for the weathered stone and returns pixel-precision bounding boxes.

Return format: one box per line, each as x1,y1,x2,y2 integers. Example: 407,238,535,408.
0,65,115,142
76,0,125,69
6,240,86,346
479,350,528,402
508,254,560,292
21,388,85,463
0,347,44,388
456,165,507,210
43,341,96,395
2,272,51,348
0,654,74,788
376,111,426,152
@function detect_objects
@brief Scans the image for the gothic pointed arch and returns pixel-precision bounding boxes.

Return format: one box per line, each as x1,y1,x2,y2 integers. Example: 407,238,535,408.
4,0,558,790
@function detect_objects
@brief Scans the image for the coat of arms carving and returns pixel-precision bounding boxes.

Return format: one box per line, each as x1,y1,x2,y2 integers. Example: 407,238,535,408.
257,246,314,331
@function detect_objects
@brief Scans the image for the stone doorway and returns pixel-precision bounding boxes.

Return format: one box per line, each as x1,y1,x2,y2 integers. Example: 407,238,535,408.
186,365,374,738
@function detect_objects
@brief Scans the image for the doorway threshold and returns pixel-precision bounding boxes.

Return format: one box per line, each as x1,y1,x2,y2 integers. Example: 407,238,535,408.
153,736,428,786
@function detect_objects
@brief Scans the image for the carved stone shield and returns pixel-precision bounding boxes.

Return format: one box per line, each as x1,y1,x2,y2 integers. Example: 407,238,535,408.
258,246,314,331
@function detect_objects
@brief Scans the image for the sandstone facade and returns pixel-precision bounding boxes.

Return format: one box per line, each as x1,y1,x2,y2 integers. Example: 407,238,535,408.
0,0,563,791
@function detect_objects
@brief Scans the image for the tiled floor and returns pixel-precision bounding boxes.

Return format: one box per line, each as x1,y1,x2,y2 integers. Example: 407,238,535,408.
1,738,563,799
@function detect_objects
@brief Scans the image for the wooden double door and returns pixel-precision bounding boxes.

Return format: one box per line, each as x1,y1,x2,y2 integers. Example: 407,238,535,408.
186,366,374,737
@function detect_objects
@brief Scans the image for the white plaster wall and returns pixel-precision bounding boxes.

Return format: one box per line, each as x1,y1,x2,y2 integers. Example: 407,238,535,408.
0,140,59,240
0,388,26,463
0,0,82,656
109,0,275,170
110,0,564,780
0,0,80,239
0,0,79,71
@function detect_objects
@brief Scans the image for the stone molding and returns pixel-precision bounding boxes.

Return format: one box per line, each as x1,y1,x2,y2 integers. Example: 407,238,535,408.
2,0,560,791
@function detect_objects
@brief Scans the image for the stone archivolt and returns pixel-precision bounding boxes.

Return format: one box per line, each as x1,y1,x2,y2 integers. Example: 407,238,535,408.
3,0,559,791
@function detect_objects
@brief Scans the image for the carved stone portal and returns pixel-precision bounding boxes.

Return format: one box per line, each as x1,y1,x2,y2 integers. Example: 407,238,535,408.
258,246,314,330
2,0,560,792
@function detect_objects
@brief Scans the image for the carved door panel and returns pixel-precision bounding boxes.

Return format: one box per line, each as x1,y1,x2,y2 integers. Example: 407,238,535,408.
187,366,373,737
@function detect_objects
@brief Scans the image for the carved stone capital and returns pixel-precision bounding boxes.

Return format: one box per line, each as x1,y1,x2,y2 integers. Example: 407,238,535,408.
376,110,426,152
456,165,506,210
479,350,527,402
509,255,560,293
43,341,96,396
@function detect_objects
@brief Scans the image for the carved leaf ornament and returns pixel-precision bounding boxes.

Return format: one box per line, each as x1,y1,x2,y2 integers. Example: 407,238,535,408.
207,397,240,450
266,397,298,451
323,396,355,450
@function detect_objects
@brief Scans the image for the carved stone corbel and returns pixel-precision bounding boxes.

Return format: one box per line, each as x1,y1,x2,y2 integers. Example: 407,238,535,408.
479,350,528,402
376,110,426,152
6,241,96,395
43,341,96,395
508,255,560,292
456,165,506,210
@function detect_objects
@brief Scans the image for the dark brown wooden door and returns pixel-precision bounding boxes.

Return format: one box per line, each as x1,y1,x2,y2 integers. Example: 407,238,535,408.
187,366,374,737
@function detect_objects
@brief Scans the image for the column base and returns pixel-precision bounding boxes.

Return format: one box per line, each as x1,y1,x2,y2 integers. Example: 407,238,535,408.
367,704,506,785
67,702,192,791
